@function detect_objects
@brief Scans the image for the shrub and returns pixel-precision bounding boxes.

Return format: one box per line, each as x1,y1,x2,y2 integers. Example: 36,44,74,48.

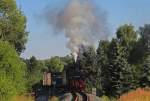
101,95,117,101
0,41,26,101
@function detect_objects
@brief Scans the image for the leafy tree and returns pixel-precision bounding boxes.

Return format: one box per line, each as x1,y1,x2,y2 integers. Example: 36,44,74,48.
116,24,137,62
0,0,28,54
139,24,150,55
0,40,26,101
25,56,46,91
45,56,64,72
116,24,141,90
116,24,137,48
60,55,74,66
107,39,133,96
130,24,150,64
129,39,145,64
128,39,144,88
129,24,150,88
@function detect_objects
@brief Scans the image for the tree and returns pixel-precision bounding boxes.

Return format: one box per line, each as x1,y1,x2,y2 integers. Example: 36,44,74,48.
138,24,150,87
116,24,137,62
76,46,97,92
127,25,150,64
140,55,150,87
116,24,137,48
0,40,26,101
25,56,45,91
60,55,74,66
139,24,150,55
107,39,133,96
116,24,141,90
45,56,64,72
0,0,28,54
96,40,110,95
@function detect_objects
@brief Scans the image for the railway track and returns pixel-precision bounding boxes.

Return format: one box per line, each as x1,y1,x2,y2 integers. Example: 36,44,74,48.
59,92,101,101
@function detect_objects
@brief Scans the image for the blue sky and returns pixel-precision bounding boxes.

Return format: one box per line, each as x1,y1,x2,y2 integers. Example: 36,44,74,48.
16,0,150,59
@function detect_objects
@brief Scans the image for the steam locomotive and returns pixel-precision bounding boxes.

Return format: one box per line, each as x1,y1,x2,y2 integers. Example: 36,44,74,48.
42,65,86,94
34,63,98,101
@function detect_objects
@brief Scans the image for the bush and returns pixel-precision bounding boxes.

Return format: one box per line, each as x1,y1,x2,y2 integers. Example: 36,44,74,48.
101,95,116,101
0,41,26,101
119,88,150,101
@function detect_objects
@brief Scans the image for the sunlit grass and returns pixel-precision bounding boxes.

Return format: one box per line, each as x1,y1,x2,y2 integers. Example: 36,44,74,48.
100,95,117,101
12,95,59,101
119,88,150,101
49,96,59,101
12,95,34,101
11,88,150,101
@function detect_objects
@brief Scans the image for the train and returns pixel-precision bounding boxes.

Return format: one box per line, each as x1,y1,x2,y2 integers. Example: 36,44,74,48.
32,64,99,101
42,66,86,93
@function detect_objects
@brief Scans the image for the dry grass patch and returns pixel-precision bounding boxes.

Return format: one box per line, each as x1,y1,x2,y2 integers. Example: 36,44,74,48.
12,95,34,101
119,88,150,101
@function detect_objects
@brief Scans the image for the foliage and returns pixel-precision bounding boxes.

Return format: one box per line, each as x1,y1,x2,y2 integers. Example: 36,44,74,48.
106,39,133,96
101,95,117,101
129,24,150,64
0,1,149,99
139,24,150,54
25,56,46,91
101,95,110,101
21,24,150,98
119,88,150,101
140,55,150,87
129,39,145,64
45,56,64,72
0,0,28,54
60,55,74,66
76,46,97,92
0,40,26,101
63,24,150,97
25,55,71,91
116,24,137,49
96,40,110,95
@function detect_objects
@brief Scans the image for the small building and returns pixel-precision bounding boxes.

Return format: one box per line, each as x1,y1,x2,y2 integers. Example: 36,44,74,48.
43,71,66,87
43,72,52,86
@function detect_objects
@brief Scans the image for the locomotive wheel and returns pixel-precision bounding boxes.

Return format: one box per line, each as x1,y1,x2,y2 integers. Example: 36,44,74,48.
71,92,88,101
71,92,78,101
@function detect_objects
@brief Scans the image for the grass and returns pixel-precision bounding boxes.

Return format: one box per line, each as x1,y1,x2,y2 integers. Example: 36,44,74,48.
11,88,150,101
12,95,34,101
12,95,59,101
100,95,117,101
49,96,59,101
119,88,150,101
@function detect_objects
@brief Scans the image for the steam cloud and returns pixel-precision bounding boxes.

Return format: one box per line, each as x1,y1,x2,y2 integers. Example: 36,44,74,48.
45,0,109,61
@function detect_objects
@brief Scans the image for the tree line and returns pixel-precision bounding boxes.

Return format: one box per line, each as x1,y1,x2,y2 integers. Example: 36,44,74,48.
24,24,150,98
75,24,150,97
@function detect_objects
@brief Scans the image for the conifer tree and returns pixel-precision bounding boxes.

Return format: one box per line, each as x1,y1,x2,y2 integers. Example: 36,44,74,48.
107,39,133,96
96,40,109,95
